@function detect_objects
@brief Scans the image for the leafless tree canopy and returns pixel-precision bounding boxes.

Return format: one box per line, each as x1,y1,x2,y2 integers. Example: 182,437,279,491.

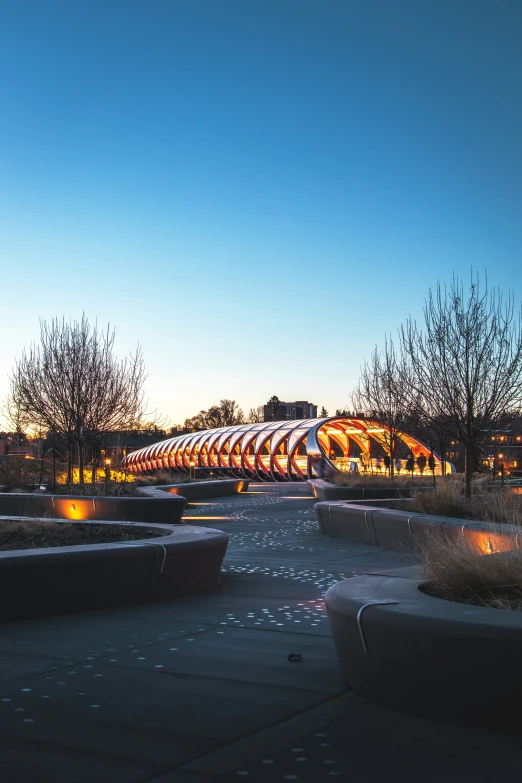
9,315,148,483
401,274,522,496
184,399,245,431
351,336,412,478
247,406,264,423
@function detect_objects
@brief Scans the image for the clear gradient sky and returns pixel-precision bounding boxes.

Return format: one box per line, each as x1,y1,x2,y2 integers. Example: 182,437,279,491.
1,0,521,426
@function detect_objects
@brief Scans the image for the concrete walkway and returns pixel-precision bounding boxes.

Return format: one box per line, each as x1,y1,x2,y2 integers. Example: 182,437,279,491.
1,483,522,782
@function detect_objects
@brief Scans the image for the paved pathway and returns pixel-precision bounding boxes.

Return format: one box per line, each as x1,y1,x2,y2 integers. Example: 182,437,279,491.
1,483,522,782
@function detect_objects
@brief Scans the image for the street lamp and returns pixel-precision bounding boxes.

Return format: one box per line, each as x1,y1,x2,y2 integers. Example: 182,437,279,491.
189,460,196,480
105,458,111,494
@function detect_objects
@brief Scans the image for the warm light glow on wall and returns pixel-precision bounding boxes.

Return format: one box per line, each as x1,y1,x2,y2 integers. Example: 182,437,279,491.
467,529,516,555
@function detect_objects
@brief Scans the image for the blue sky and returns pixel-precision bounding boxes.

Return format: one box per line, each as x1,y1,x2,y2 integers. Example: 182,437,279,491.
1,0,521,425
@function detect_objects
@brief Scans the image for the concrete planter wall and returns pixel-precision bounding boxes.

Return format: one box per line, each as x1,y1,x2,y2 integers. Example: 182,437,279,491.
307,479,429,502
139,478,249,502
315,500,519,554
325,571,522,731
0,521,228,622
0,492,186,524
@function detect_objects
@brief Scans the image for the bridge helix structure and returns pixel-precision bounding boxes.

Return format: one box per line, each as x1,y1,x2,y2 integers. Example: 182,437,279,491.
120,417,452,481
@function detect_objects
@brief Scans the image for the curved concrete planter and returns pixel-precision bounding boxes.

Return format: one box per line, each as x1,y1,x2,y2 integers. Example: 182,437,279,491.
0,521,228,622
307,479,429,502
315,500,519,554
139,478,249,502
325,572,522,730
0,492,186,524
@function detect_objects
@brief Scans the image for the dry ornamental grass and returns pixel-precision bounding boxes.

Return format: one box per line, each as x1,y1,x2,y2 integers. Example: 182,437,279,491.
408,477,522,525
330,472,429,488
420,530,522,611
135,470,197,486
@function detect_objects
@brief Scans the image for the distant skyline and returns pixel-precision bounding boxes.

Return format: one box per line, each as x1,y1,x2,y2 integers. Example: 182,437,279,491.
1,0,521,426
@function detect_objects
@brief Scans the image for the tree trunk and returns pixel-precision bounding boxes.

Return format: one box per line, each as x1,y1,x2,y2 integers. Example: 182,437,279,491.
67,438,73,486
389,436,394,480
78,442,84,489
464,442,473,498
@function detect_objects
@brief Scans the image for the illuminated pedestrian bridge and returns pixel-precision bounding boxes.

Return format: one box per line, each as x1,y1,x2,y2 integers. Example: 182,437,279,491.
121,417,450,481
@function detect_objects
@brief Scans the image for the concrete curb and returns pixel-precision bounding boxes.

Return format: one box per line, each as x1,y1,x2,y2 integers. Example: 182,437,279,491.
0,520,228,621
325,572,522,730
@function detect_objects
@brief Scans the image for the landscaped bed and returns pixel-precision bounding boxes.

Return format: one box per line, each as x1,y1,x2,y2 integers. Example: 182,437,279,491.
0,519,164,551
420,528,522,610
323,478,522,730
325,567,522,732
0,519,229,621
397,476,522,524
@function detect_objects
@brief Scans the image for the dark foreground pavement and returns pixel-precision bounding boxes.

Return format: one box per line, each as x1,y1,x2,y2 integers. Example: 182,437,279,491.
1,483,521,782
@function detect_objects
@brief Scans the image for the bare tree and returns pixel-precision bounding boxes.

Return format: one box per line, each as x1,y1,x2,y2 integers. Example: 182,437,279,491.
401,274,522,497
216,399,244,427
184,399,244,431
10,315,150,485
247,405,263,423
352,336,411,479
247,405,264,423
1,385,32,456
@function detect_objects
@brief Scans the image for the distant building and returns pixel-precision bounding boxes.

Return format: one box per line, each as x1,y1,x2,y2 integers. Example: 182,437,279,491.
446,421,522,477
0,432,32,457
483,426,522,478
263,397,318,422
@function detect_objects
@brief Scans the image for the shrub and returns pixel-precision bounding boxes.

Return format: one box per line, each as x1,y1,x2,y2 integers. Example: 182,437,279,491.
0,456,49,491
54,482,141,496
135,470,196,486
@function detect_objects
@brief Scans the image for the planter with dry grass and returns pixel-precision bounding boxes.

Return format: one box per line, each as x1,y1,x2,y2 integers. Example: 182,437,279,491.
325,558,522,731
315,478,522,552
0,519,228,622
323,476,522,730
0,519,165,551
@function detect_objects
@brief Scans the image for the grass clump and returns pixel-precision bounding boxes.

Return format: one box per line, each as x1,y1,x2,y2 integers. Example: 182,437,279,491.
420,530,522,611
0,520,164,551
407,477,522,525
